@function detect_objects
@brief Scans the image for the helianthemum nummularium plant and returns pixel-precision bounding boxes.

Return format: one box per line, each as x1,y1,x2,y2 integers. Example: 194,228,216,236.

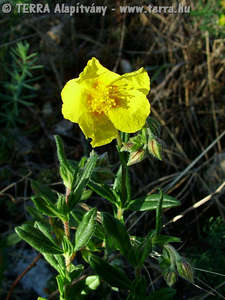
15,57,193,300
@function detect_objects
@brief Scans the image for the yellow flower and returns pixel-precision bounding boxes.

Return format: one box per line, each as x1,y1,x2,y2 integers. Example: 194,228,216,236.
61,57,150,147
219,14,225,26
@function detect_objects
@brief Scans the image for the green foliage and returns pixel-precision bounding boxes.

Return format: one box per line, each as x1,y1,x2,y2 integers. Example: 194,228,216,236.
14,136,191,299
191,0,225,37
74,208,97,251
0,41,42,163
0,41,42,128
89,254,132,289
127,193,180,211
15,224,63,254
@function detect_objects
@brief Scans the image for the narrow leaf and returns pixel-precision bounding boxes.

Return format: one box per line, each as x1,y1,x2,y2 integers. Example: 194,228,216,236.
34,221,55,243
102,212,132,258
88,179,117,205
75,208,97,251
15,224,63,254
90,255,131,289
31,180,57,203
127,194,180,211
69,152,98,210
31,196,64,219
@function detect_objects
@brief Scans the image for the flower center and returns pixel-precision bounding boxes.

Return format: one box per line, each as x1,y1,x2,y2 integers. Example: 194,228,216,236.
87,80,119,114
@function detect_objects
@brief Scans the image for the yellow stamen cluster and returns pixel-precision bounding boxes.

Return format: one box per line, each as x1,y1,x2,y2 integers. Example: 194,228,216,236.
87,81,118,114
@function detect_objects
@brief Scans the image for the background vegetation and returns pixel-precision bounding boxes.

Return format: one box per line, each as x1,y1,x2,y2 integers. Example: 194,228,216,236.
0,0,224,299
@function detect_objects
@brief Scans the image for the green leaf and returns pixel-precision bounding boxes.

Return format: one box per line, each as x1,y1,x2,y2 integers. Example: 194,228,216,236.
31,181,65,219
37,298,47,300
62,236,74,255
75,208,97,251
147,287,176,300
89,255,131,289
81,189,92,201
54,135,77,189
31,180,57,203
57,193,69,216
34,221,55,243
88,179,118,206
69,152,98,210
113,165,123,193
31,196,65,220
102,212,132,259
69,264,84,281
136,231,154,267
127,194,180,211
43,253,65,276
4,232,21,247
26,206,43,220
56,274,65,297
85,275,100,291
15,224,63,254
127,277,147,300
152,235,181,247
113,164,131,204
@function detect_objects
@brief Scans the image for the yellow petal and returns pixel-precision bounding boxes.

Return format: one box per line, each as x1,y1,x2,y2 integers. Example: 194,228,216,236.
77,57,119,86
61,79,87,123
112,67,150,95
107,90,150,133
79,112,118,147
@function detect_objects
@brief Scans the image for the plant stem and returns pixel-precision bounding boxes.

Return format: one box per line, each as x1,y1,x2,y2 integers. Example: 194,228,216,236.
117,207,124,222
156,189,163,236
116,134,127,221
64,187,71,271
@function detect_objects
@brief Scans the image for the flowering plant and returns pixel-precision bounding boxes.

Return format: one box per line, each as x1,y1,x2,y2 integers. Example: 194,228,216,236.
15,58,193,300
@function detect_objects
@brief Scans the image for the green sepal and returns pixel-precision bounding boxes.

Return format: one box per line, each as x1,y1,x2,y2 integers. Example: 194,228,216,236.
89,254,131,289
74,207,97,251
68,151,98,211
15,224,63,254
121,134,145,153
127,193,180,211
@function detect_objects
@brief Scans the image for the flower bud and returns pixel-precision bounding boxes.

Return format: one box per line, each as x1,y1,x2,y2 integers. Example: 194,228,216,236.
127,149,145,166
147,138,162,160
163,269,177,287
120,142,135,153
176,257,194,283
